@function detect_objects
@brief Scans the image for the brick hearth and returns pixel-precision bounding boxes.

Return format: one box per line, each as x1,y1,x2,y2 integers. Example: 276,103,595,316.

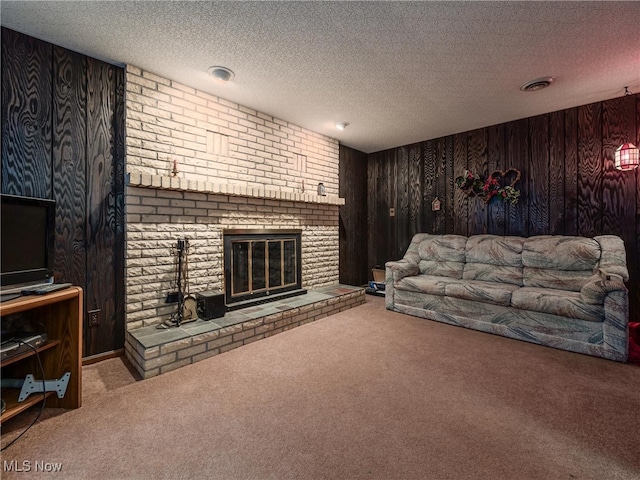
125,285,364,379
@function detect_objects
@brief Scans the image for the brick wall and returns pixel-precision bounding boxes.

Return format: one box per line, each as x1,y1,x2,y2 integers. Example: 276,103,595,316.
124,66,341,329
125,66,338,195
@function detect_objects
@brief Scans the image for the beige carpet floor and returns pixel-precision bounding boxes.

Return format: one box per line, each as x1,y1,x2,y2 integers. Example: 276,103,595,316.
1,295,639,479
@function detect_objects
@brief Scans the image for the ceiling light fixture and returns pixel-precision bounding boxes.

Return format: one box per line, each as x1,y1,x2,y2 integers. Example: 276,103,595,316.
335,122,348,131
614,87,639,171
519,76,555,92
208,66,235,83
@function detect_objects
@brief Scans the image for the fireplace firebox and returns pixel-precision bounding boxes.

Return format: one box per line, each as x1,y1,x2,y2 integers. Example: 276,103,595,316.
223,229,305,310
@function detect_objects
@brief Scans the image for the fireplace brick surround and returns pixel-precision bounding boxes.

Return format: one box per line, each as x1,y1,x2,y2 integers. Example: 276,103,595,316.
125,184,341,328
123,66,357,375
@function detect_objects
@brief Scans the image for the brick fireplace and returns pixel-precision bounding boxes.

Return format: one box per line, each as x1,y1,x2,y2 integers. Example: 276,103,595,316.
122,66,361,378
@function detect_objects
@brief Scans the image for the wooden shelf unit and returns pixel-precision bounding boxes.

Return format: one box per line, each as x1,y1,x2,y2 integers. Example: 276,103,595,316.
1,287,83,423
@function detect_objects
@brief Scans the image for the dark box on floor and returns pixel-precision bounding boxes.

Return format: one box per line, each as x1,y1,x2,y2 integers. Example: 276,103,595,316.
196,290,225,320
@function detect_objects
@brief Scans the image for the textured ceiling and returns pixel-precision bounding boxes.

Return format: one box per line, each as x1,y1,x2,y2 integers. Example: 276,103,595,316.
2,1,639,153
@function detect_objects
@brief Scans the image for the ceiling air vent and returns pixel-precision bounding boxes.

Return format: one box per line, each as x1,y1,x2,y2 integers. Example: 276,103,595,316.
520,77,555,92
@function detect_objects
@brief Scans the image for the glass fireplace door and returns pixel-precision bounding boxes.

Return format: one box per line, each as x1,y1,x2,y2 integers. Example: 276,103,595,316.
228,236,299,302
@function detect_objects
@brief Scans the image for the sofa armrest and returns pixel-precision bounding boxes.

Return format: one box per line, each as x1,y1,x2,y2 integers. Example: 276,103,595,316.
580,270,627,305
385,259,419,282
595,235,629,281
602,287,629,361
385,260,418,311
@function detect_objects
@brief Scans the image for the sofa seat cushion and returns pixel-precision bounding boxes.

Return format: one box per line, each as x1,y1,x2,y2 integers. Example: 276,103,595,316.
511,287,604,322
463,263,523,286
444,280,519,306
523,268,593,292
395,275,464,296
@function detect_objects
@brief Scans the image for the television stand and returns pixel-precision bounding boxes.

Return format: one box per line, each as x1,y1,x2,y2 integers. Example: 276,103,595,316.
0,287,82,423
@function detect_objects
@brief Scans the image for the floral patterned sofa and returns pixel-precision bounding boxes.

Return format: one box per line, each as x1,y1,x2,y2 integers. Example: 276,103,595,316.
385,234,629,361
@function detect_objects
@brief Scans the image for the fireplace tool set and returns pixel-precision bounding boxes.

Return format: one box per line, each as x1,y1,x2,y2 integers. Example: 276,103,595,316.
159,238,197,328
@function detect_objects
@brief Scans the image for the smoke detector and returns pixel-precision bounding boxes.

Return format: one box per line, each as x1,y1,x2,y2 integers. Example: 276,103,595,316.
520,77,555,92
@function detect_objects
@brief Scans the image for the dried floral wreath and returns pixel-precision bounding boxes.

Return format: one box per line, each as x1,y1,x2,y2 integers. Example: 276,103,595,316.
455,168,521,205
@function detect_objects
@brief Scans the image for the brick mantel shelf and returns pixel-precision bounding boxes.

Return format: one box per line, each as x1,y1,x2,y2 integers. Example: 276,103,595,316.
126,172,345,206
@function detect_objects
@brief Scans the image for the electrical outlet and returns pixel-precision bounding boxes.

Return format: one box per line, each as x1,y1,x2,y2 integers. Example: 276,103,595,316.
88,309,101,327
389,207,395,217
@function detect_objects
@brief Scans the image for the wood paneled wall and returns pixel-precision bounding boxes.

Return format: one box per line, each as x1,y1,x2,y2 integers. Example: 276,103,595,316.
1,28,125,357
339,145,369,286
367,94,640,323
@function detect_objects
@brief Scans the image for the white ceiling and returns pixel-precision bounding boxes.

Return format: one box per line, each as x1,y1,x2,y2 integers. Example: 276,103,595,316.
2,1,639,153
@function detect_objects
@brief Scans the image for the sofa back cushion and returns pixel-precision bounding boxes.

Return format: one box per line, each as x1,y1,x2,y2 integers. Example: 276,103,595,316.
463,235,525,286
418,235,467,278
522,236,601,291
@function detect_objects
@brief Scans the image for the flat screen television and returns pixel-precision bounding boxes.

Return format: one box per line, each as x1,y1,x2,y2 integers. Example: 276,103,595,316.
1,194,56,290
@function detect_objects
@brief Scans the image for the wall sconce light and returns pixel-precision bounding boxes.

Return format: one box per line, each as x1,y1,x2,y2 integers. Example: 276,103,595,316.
615,143,639,171
335,122,348,131
614,87,639,171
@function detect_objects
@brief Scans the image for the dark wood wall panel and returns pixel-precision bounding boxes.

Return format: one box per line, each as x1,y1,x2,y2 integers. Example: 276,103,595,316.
505,119,529,236
1,29,53,198
379,151,392,265
339,144,368,286
564,108,579,235
52,46,87,287
549,111,565,234
367,151,395,272
408,143,423,235
364,93,639,324
467,129,487,235
388,150,400,261
453,133,468,236
367,154,378,276
487,124,506,235
396,146,411,256
2,28,125,358
85,58,118,356
528,114,550,236
423,140,436,234
577,102,603,237
378,151,391,266
443,136,455,233
601,96,635,236
433,137,447,234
